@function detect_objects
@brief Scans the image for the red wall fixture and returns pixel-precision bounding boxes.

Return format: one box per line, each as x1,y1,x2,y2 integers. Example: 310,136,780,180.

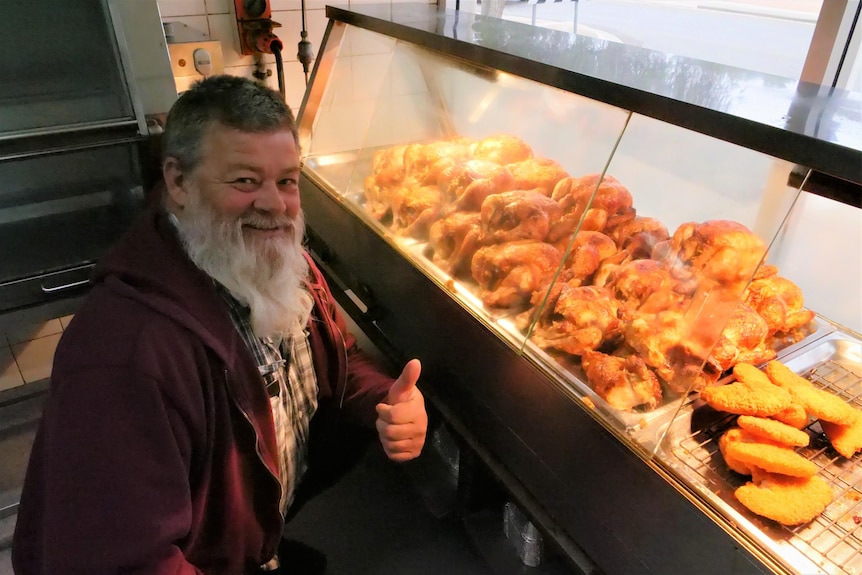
234,0,282,55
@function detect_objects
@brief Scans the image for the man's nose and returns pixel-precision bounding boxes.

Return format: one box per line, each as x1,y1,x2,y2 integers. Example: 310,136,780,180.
254,181,297,216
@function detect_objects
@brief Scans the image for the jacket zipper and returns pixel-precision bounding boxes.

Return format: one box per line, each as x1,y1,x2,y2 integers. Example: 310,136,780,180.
304,254,350,407
311,283,349,408
224,369,285,557
333,320,349,408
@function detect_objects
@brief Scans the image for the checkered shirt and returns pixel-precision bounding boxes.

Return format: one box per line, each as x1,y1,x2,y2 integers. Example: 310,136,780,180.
218,287,319,516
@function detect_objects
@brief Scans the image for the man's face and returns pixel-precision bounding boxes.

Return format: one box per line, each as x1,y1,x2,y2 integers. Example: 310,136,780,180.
184,122,302,243
166,122,312,338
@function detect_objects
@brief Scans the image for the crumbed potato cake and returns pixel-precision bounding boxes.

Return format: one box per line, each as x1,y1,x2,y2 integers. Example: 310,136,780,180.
764,361,858,425
724,440,817,478
771,402,809,429
736,415,810,447
735,470,833,526
699,363,792,417
733,362,773,387
821,412,862,458
718,428,758,475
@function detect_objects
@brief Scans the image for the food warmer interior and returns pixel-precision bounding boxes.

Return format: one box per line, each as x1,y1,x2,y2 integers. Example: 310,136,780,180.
296,4,862,575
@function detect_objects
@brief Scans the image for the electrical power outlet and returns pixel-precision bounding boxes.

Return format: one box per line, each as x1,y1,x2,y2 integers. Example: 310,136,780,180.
168,41,224,79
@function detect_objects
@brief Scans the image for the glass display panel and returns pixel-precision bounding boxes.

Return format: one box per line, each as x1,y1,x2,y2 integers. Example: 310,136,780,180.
487,0,824,81
611,113,807,391
767,192,862,333
302,25,631,352
0,0,134,136
513,112,816,453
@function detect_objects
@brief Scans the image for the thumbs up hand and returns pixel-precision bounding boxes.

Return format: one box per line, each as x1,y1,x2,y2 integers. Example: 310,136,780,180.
375,359,427,462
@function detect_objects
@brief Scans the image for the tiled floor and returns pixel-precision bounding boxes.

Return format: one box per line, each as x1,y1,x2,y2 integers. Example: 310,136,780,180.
0,385,46,575
0,316,70,396
0,547,10,574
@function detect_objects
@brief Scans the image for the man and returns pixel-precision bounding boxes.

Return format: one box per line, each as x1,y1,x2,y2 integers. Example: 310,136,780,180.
12,75,428,574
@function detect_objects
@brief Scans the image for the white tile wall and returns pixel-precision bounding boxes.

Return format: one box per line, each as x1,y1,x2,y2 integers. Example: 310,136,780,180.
205,0,232,14
157,1,430,75
163,15,211,39
206,12,250,67
274,8,330,68
156,0,430,116
158,0,208,17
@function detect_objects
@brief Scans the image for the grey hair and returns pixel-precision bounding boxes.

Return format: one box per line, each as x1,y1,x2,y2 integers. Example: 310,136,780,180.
161,75,298,173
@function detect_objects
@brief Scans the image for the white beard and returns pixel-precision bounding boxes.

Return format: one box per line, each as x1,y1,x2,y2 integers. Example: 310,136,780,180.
173,192,313,340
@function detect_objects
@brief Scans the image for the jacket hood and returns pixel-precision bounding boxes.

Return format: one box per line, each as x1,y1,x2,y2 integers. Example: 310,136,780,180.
91,208,241,364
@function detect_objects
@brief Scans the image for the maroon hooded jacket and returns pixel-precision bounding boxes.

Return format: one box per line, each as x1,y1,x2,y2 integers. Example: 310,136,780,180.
12,208,395,574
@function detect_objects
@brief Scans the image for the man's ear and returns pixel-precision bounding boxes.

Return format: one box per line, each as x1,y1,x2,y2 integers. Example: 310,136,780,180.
162,156,189,208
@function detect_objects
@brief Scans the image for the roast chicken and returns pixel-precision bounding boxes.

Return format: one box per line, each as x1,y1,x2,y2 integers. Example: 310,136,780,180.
471,240,562,308
581,349,663,411
479,189,563,245
707,303,777,373
547,173,636,245
743,269,815,336
606,258,685,314
402,139,473,187
438,159,515,212
361,137,816,414
363,144,408,221
428,211,483,278
472,133,533,165
556,231,619,287
609,216,670,260
389,185,445,239
528,284,622,356
624,299,719,394
662,219,767,293
507,158,570,197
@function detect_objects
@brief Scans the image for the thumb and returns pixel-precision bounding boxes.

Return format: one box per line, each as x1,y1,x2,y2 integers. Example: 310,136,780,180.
386,359,421,404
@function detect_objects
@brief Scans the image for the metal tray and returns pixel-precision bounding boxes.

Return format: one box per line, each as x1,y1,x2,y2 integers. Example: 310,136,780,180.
656,331,862,575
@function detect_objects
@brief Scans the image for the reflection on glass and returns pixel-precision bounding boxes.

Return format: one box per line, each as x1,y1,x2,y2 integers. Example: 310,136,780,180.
479,0,823,81
0,0,132,134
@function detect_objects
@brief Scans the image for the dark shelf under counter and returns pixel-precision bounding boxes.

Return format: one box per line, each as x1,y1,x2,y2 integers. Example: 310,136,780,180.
0,204,141,313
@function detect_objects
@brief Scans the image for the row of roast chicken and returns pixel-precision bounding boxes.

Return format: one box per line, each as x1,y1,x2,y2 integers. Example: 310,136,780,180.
361,134,816,412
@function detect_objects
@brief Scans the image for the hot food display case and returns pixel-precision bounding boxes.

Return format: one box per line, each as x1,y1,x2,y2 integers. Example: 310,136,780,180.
296,5,862,574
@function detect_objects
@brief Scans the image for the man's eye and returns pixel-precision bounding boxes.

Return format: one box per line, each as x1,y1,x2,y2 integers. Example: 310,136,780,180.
279,178,299,187
232,178,259,192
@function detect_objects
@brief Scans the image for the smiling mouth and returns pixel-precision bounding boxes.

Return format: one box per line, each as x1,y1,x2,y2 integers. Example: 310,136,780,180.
246,225,288,234
243,224,294,241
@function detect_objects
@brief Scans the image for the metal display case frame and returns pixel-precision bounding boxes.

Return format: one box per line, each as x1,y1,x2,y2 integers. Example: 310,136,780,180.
296,5,862,574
